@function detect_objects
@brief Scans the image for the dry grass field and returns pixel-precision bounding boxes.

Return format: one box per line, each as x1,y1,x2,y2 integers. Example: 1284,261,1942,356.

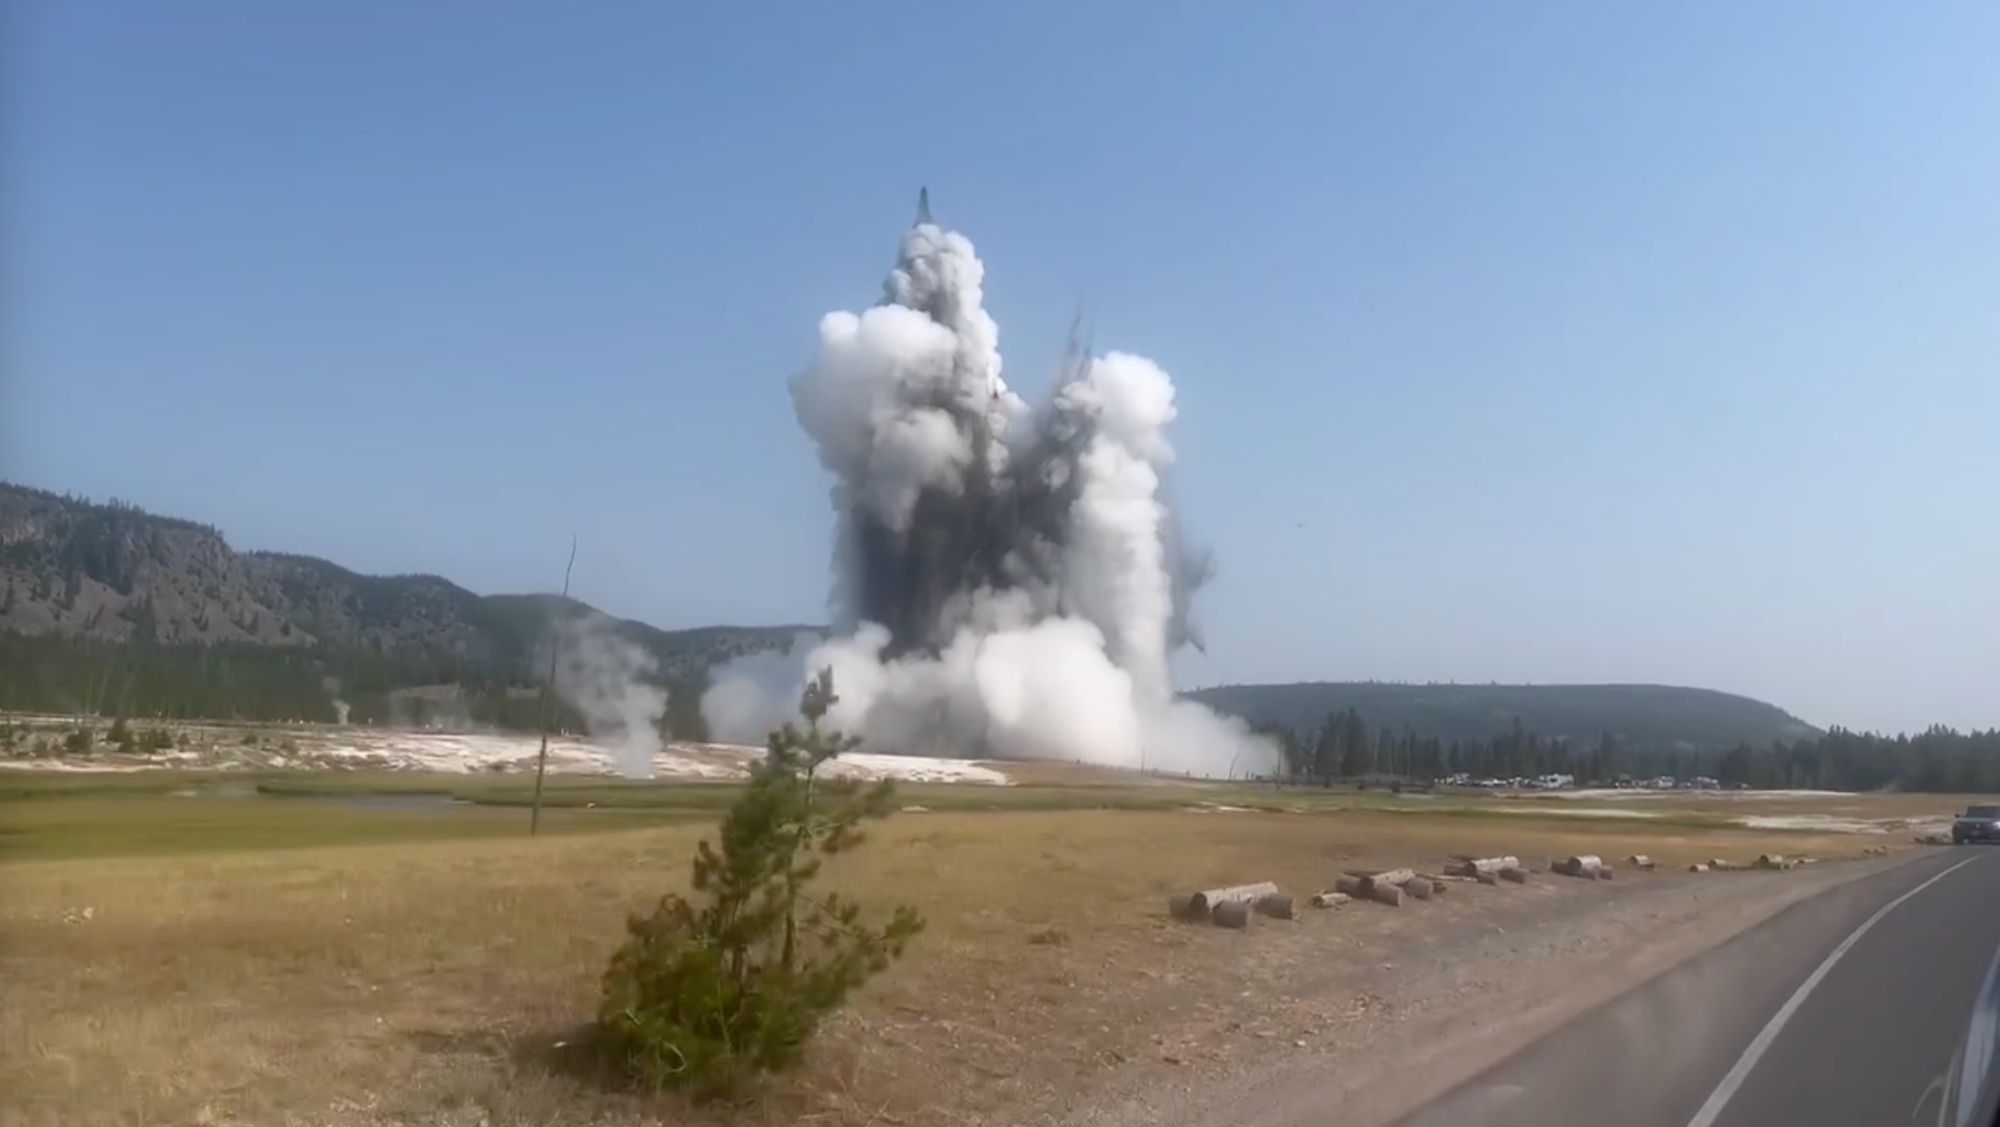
0,772,1976,1126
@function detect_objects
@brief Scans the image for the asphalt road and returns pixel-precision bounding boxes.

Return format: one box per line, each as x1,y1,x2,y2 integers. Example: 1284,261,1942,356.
1397,848,2000,1127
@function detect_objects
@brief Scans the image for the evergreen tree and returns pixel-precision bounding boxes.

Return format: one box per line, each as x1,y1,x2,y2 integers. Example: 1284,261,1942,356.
1339,709,1371,777
1312,712,1341,785
596,669,923,1098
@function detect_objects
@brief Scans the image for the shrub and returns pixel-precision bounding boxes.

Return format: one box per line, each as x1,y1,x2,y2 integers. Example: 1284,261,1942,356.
596,669,923,1099
140,728,176,752
108,716,134,752
63,728,93,755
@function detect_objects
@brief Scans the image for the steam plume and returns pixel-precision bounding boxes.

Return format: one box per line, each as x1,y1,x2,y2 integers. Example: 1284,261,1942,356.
704,199,1273,777
553,614,668,777
321,676,352,725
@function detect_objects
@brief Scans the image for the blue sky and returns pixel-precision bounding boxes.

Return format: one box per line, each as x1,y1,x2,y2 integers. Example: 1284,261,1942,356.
7,2,1996,733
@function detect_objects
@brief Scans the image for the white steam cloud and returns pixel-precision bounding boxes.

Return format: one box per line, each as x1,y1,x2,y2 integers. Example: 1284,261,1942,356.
703,204,1273,778
553,614,669,778
321,676,352,725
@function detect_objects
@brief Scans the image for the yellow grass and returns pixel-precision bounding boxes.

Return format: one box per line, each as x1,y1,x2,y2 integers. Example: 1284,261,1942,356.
0,794,1925,1126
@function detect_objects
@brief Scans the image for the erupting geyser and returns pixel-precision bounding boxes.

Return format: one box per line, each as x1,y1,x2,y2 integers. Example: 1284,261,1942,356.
702,194,1274,777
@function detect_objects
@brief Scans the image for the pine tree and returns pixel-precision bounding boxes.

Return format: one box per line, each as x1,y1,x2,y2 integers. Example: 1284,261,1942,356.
1313,712,1341,784
597,669,923,1098
1340,709,1371,777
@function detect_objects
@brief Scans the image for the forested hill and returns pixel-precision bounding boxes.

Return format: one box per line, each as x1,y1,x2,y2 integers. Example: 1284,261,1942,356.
1188,682,1822,755
0,482,809,726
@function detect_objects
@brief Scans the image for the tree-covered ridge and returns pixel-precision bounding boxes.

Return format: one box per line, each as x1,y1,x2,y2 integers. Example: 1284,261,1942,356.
0,481,813,736
0,633,719,737
2,481,813,663
1191,681,1820,755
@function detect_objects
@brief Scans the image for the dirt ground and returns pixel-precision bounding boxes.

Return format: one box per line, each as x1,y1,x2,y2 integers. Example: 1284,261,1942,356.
0,794,1925,1127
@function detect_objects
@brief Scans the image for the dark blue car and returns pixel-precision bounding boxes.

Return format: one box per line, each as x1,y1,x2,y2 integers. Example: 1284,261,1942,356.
1954,805,2000,844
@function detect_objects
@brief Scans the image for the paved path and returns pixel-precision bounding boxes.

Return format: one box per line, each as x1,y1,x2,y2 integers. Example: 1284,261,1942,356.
1398,849,2000,1127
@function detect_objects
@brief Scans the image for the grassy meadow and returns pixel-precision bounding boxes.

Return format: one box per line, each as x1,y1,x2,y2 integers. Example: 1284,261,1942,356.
0,766,1965,1126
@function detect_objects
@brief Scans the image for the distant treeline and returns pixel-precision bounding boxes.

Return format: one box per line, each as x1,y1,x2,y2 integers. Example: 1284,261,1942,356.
0,634,711,740
1192,680,1815,756
1264,710,2000,794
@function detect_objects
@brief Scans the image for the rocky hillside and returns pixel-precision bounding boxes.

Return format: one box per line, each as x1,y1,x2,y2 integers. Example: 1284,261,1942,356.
0,483,811,723
1,487,293,647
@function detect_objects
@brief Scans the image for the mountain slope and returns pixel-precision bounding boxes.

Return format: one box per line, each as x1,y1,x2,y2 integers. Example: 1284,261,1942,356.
0,482,812,726
1187,681,1822,754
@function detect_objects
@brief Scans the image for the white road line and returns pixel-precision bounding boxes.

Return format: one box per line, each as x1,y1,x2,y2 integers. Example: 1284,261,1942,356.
1685,854,1981,1127
1949,938,2000,1119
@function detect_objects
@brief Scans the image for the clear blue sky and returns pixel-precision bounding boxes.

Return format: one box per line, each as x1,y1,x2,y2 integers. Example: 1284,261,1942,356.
7,2,1996,734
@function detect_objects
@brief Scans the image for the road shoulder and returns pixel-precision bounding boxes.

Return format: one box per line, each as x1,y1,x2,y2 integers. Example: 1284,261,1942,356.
1394,848,1969,1127
1060,850,1933,1127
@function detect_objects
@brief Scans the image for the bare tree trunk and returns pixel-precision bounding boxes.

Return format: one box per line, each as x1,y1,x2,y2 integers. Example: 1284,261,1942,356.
1334,874,1406,906
1553,855,1603,878
1446,856,1519,877
529,537,578,837
1255,893,1296,919
782,763,822,972
1361,868,1417,890
1212,900,1252,929
1188,882,1280,917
